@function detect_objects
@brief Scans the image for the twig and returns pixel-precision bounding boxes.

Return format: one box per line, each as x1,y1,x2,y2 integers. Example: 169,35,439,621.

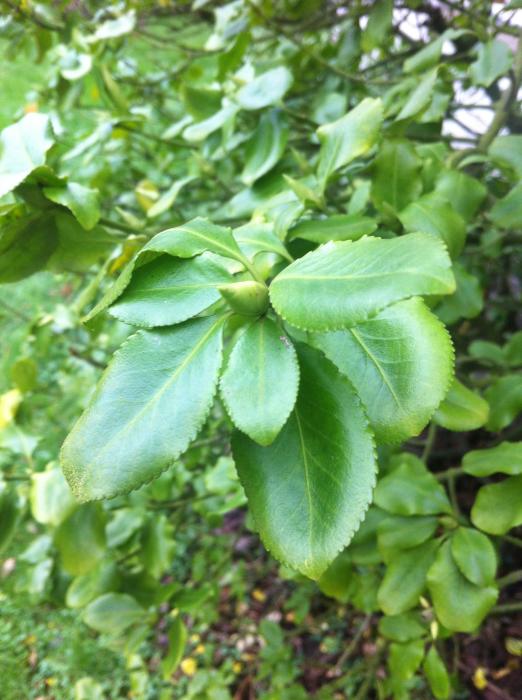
491,602,522,615
422,423,437,462
497,570,522,588
332,614,372,676
478,28,522,151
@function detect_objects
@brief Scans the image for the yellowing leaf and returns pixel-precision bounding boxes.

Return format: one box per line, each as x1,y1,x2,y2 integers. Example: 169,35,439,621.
0,389,22,429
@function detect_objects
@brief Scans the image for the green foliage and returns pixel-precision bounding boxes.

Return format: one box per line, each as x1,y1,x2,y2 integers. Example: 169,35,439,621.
1,1,522,697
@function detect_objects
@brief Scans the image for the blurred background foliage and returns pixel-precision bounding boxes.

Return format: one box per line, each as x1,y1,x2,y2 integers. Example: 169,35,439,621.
0,1,521,698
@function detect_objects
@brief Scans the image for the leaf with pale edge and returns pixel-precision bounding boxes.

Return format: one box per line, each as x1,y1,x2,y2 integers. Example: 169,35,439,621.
84,218,243,322
232,344,377,579
61,315,226,501
317,98,383,185
312,297,454,443
221,318,299,446
269,233,455,332
108,254,232,327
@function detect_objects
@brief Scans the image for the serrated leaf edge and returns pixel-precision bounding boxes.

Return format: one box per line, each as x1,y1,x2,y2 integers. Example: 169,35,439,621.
60,315,227,502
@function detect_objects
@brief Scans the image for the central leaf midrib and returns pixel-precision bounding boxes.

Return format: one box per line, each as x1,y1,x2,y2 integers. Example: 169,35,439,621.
295,410,314,559
154,226,240,261
349,327,405,412
84,317,224,468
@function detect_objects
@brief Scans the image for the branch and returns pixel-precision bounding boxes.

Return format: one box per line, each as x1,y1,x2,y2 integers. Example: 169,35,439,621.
478,28,522,151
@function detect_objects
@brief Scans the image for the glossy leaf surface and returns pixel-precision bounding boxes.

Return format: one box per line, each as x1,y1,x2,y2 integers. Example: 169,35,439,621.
270,233,455,331
232,344,377,579
237,67,293,110
61,316,225,500
241,110,288,185
312,297,454,443
316,98,383,184
0,113,54,197
108,255,232,327
221,318,299,445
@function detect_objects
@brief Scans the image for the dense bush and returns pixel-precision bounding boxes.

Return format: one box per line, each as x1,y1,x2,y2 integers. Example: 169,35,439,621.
1,1,521,698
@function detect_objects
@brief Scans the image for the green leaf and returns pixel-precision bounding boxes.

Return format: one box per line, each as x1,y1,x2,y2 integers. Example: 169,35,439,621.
379,613,426,642
484,375,522,432
234,222,292,261
11,357,37,392
371,139,422,215
377,541,438,615
43,182,101,230
396,68,438,121
283,174,324,208
316,98,383,185
182,104,238,142
0,486,20,555
362,0,392,51
470,40,513,87
435,263,483,326
450,528,496,587
0,214,58,283
427,541,497,632
61,315,226,501
47,213,115,274
180,84,221,119
318,551,353,603
241,110,288,185
84,218,242,322
54,504,107,576
489,135,522,179
140,514,175,579
312,297,454,443
434,170,487,222
269,233,455,332
140,217,243,262
433,378,489,432
463,441,522,477
288,214,377,244
108,255,232,328
388,640,425,681
505,332,522,366
162,616,187,680
106,508,144,548
377,514,438,557
74,677,104,700
403,29,466,73
374,456,451,516
146,176,195,219
66,561,121,609
423,646,451,700
91,11,136,41
399,192,467,258
468,340,505,367
30,466,77,527
84,593,146,636
232,344,377,579
220,318,299,446
471,476,522,535
489,183,522,229
237,67,293,110
0,113,54,198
